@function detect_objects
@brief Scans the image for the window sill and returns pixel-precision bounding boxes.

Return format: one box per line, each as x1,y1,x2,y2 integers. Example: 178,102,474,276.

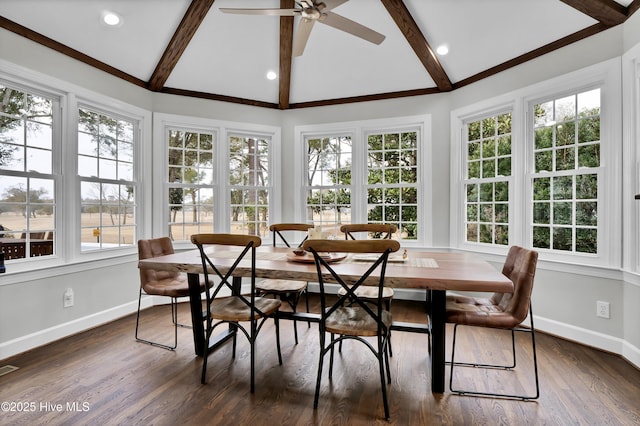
0,251,137,286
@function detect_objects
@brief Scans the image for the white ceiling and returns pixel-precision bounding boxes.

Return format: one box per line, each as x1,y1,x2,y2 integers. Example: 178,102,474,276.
0,0,635,108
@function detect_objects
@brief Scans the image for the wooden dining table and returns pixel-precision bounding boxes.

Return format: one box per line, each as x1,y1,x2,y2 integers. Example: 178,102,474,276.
138,245,513,393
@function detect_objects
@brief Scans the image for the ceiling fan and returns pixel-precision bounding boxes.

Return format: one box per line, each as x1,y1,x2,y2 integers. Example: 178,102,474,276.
220,0,386,56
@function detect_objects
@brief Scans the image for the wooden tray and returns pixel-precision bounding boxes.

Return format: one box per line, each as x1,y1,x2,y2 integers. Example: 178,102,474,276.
286,252,347,263
352,254,407,263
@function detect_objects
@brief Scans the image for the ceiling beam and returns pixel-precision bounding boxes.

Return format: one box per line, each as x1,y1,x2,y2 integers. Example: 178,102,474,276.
560,0,628,27
148,0,217,91
160,86,279,109
380,0,452,92
279,0,295,110
289,86,441,109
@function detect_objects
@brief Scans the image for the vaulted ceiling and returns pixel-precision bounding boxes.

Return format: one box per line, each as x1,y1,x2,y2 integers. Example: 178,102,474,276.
1,0,638,109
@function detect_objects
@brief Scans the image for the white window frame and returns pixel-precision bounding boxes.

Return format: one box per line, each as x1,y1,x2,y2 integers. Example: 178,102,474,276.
0,59,151,276
294,115,432,247
152,113,281,249
527,87,602,257
166,125,217,241
228,131,274,238
75,104,140,254
0,78,62,268
70,96,150,263
451,58,622,268
303,131,354,230
461,108,514,248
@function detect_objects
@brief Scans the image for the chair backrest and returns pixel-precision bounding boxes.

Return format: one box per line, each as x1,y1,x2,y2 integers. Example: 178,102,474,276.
20,232,46,240
302,239,400,326
138,237,182,291
340,224,397,240
494,246,539,324
269,223,314,247
191,233,262,311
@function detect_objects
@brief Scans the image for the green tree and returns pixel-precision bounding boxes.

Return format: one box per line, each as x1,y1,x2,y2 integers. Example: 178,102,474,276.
1,86,52,167
229,136,269,235
306,137,352,221
1,184,52,218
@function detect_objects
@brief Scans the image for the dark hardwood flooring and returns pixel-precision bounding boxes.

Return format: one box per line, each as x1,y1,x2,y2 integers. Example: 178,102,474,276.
1,295,640,425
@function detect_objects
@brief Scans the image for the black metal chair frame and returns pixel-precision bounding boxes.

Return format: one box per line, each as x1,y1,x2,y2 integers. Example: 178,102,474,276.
338,223,397,357
256,223,312,344
305,240,397,421
135,291,187,351
448,303,540,400
193,234,283,393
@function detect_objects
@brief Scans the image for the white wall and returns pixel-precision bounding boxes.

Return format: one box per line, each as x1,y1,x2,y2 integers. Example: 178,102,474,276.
0,260,140,358
1,20,640,369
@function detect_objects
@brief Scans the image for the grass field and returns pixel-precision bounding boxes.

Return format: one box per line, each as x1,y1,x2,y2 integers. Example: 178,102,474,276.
0,212,135,245
0,212,382,245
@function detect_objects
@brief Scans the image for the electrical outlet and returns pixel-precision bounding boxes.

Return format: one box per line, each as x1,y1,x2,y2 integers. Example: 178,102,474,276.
63,288,74,308
596,300,610,319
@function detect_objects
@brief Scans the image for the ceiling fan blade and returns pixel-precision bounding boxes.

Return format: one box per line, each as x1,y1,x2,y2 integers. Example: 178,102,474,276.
219,8,298,16
320,0,350,12
292,19,315,56
320,11,385,45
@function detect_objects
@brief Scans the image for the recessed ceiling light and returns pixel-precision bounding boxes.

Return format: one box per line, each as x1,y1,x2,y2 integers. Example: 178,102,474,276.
266,71,277,80
436,45,449,56
102,11,121,26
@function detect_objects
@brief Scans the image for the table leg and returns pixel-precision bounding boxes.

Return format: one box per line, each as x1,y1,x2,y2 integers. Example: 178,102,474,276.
187,272,240,357
430,289,446,393
187,272,205,356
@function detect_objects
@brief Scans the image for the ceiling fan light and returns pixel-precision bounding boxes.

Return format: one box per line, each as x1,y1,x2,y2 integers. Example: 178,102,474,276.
102,11,121,26
436,45,449,56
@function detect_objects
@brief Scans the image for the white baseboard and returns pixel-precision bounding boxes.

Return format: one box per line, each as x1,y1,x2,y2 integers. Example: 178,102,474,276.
622,340,640,368
3,290,640,372
0,297,152,361
534,316,640,369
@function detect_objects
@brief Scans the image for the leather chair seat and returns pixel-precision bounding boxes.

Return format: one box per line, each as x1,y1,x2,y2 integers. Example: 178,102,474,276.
446,294,522,328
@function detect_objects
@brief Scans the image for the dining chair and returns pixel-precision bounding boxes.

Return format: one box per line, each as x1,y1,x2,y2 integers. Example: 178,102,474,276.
255,223,313,344
136,237,207,351
340,223,397,241
20,231,46,239
338,223,397,355
302,238,400,421
446,245,540,400
191,233,282,393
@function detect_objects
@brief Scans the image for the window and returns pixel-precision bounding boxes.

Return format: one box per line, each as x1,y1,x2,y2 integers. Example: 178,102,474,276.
305,134,352,229
78,107,137,251
300,116,430,244
229,134,271,237
0,63,149,272
0,83,56,260
167,128,215,241
464,112,512,246
531,89,600,254
367,131,419,239
155,113,280,243
452,60,619,265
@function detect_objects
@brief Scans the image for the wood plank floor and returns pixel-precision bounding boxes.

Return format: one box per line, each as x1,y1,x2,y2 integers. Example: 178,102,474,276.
1,295,640,425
